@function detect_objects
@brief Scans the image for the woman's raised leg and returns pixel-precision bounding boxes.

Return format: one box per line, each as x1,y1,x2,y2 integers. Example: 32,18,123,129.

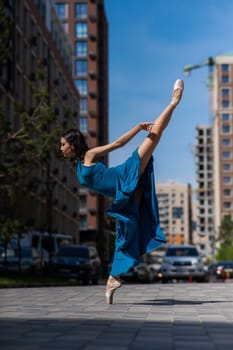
138,79,184,176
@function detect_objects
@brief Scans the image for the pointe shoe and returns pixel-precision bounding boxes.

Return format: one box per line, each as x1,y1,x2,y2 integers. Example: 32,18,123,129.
105,277,122,304
171,79,184,106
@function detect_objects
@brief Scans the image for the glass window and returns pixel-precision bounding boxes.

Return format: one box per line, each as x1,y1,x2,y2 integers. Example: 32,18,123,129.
223,202,231,209
222,100,229,108
55,3,66,18
223,176,231,184
221,64,229,72
80,116,88,133
75,22,88,38
223,163,231,171
80,195,87,209
172,207,183,219
74,79,87,95
222,113,230,121
79,215,87,230
75,41,87,57
222,125,230,133
222,75,229,84
75,60,87,75
75,3,88,18
222,151,230,159
222,138,230,146
222,89,229,97
223,189,231,196
80,98,88,114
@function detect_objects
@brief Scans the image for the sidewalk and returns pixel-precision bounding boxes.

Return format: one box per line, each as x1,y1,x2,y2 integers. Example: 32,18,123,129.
1,282,233,350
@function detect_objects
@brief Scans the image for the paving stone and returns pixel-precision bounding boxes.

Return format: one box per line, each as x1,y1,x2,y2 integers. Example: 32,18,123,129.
1,282,233,349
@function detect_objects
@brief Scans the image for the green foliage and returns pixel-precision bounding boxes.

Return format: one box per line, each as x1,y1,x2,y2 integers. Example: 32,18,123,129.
215,215,233,261
216,245,233,261
0,62,75,241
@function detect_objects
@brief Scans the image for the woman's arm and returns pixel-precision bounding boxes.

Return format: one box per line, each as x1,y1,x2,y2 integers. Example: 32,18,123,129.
84,122,152,165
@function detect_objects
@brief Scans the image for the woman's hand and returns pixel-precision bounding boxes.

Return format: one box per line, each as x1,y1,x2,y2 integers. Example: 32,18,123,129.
139,122,154,133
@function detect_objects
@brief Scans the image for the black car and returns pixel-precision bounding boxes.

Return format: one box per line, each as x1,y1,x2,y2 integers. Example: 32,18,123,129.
52,245,101,284
207,261,233,281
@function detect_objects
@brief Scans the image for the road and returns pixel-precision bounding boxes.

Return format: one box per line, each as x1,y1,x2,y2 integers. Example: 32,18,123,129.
1,281,233,349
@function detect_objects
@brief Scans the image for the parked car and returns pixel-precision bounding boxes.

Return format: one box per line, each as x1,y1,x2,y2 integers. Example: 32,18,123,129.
51,245,101,284
0,247,41,273
120,253,160,283
160,245,207,283
207,261,233,281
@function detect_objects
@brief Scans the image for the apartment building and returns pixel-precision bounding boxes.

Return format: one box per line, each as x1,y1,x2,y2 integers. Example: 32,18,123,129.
0,0,81,240
195,125,215,258
55,0,109,244
212,53,233,231
156,181,192,245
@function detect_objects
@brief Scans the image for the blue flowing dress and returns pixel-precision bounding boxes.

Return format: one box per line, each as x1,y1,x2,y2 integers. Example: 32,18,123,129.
76,149,167,276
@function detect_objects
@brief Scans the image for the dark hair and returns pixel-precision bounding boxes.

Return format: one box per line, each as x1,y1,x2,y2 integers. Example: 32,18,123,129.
62,129,88,160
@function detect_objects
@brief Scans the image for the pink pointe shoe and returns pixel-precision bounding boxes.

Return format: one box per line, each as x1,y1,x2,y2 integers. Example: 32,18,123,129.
105,276,122,304
171,79,184,106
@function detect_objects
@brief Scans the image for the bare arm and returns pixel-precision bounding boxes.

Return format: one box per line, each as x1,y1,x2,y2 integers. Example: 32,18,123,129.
84,122,152,165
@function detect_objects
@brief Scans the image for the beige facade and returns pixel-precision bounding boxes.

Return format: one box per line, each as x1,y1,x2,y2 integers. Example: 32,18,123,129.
156,181,192,246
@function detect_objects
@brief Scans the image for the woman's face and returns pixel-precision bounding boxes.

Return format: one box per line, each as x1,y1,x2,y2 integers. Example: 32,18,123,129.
60,137,75,158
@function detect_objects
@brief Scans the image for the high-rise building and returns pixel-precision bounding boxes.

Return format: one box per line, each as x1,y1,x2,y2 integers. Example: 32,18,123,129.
0,0,80,240
212,53,233,231
156,181,192,246
195,125,215,258
55,0,109,247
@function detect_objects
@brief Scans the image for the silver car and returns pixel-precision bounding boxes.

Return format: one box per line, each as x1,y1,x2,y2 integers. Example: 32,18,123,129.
160,245,207,282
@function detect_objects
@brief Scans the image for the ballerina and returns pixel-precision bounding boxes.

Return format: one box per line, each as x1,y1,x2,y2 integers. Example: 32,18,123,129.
60,79,184,304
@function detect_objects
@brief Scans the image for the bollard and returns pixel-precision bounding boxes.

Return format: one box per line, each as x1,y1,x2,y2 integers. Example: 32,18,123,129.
188,270,193,283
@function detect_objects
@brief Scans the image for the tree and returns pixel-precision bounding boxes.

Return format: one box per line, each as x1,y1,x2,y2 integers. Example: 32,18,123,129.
0,63,75,258
215,215,233,261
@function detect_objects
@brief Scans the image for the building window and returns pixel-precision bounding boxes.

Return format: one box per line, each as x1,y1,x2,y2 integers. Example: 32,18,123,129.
222,125,230,133
221,64,229,72
222,89,229,97
75,22,88,38
55,3,66,18
223,189,231,196
222,100,229,108
224,143,232,153
75,3,88,18
75,41,87,57
80,195,87,209
172,207,183,219
223,202,231,209
74,79,87,95
222,75,229,84
75,59,87,75
79,215,87,230
223,163,231,171
80,98,88,114
80,116,88,133
223,176,231,184
222,151,231,159
222,113,230,121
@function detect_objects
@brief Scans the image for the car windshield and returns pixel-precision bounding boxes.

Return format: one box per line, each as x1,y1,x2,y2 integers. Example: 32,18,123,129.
58,246,88,258
166,247,198,257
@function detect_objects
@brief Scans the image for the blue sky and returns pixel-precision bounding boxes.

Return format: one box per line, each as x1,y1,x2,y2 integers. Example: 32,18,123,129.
104,0,233,188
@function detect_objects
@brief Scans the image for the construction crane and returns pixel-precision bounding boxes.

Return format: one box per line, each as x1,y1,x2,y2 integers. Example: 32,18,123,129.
184,56,215,90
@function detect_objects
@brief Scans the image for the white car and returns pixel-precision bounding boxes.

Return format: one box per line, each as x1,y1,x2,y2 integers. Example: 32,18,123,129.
160,245,207,283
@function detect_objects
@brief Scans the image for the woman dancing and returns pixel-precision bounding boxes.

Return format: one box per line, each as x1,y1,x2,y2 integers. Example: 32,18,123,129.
60,79,184,304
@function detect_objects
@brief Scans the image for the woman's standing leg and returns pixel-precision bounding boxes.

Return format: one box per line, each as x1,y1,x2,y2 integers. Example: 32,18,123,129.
138,79,184,176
